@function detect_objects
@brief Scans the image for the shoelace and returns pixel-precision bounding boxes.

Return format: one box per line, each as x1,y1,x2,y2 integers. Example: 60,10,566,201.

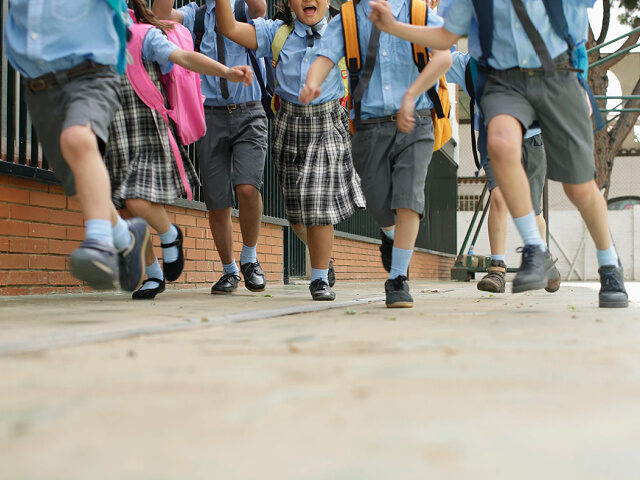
601,270,622,291
516,245,542,269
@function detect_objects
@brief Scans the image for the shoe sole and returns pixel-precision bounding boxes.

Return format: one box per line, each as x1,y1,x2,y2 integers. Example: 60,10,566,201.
120,227,151,292
386,301,414,308
599,299,629,308
477,282,505,293
211,289,237,295
312,295,336,301
70,255,117,290
512,277,549,294
245,285,266,292
545,277,561,293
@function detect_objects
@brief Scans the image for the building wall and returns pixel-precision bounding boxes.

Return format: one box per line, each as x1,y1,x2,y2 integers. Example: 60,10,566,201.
0,173,455,295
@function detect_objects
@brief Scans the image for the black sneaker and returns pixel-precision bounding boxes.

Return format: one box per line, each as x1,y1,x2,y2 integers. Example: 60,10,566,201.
70,238,119,290
240,261,266,292
379,230,393,272
599,263,628,308
309,279,336,301
512,245,555,293
118,218,151,292
328,259,336,288
385,275,413,308
211,273,240,295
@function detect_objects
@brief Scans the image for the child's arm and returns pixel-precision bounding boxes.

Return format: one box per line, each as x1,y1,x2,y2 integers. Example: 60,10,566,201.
215,0,259,50
169,50,254,86
368,0,459,50
246,0,267,19
397,48,452,133
299,56,336,104
152,0,184,23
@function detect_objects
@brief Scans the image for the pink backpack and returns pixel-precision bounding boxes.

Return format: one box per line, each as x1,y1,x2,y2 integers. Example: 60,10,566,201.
126,14,206,201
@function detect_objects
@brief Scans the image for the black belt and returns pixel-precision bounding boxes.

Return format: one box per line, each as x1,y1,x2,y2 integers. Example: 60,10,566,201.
25,61,111,92
358,109,431,125
501,52,581,75
205,101,262,113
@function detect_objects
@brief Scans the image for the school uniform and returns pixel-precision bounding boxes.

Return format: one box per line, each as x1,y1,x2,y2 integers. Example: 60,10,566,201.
318,0,443,228
252,17,365,227
447,51,546,215
179,0,268,211
104,27,200,210
444,0,595,186
4,0,122,196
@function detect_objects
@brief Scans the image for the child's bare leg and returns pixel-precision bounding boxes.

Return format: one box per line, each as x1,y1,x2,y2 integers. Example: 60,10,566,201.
291,224,308,244
236,184,262,257
487,187,508,257
536,214,547,240
563,181,612,252
124,199,172,235
393,208,420,251
209,207,237,271
307,225,334,270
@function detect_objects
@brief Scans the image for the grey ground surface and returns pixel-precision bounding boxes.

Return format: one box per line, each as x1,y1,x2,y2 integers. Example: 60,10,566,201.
1,280,639,480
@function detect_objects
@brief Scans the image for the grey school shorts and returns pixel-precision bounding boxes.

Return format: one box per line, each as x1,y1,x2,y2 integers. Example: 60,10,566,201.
484,133,547,215
479,58,595,185
23,69,121,196
197,103,268,210
351,114,435,228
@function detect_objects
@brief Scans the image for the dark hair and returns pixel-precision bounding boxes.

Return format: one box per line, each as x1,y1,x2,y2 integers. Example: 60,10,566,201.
128,0,175,34
273,1,294,26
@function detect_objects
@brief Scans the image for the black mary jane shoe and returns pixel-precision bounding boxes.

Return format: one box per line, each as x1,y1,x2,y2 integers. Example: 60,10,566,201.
132,277,166,300
162,224,184,282
309,279,336,301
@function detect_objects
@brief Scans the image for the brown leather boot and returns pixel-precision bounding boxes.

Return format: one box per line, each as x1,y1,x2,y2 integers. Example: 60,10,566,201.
477,260,506,293
545,259,561,293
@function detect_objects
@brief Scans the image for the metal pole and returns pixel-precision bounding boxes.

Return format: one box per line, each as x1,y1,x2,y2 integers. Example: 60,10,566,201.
457,182,489,260
586,26,640,53
469,192,490,255
543,178,549,247
590,43,640,69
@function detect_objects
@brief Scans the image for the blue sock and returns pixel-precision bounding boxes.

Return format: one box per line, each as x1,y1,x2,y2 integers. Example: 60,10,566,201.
311,268,329,283
389,246,413,279
111,217,130,250
240,244,257,265
159,224,179,263
223,261,239,275
87,219,114,248
140,259,164,290
382,227,395,241
513,211,545,250
491,254,505,263
596,245,619,267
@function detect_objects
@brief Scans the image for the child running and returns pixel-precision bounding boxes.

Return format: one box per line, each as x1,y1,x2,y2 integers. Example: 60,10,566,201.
369,0,628,308
300,1,451,307
105,0,253,300
213,0,366,300
5,0,149,292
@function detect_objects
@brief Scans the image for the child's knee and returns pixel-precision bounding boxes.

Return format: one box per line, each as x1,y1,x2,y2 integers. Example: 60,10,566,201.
59,124,98,161
563,181,598,207
235,184,259,203
124,198,152,216
487,132,520,164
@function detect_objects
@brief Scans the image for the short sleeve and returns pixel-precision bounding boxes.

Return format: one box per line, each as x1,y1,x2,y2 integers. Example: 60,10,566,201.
142,28,179,74
445,51,470,94
178,2,199,34
426,7,444,28
316,14,345,65
252,18,283,59
443,0,473,36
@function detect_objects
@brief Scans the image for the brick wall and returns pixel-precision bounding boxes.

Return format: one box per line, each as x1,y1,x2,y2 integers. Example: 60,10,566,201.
0,172,454,295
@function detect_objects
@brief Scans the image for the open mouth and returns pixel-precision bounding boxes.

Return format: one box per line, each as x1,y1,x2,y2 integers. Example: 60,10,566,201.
302,6,317,16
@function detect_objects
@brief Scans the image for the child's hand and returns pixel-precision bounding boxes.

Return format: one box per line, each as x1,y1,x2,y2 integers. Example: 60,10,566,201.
226,65,254,86
299,83,322,105
397,94,416,133
369,0,396,34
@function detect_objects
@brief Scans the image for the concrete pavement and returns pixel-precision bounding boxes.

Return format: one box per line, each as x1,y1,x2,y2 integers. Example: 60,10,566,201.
1,280,639,479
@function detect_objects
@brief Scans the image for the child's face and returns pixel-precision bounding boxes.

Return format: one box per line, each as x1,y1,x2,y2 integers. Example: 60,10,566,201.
289,0,330,26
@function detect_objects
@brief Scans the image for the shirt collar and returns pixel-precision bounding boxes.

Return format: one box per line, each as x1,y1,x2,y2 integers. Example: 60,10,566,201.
293,17,327,38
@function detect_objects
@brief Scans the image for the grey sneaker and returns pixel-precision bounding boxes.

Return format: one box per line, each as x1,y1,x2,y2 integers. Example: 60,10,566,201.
599,263,628,308
70,239,118,290
512,245,555,293
385,275,413,308
118,218,151,292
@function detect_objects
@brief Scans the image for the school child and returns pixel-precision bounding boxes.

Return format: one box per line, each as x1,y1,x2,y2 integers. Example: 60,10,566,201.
153,0,270,296
446,51,560,294
300,0,452,308
105,0,253,300
212,0,366,300
4,0,150,292
368,0,628,308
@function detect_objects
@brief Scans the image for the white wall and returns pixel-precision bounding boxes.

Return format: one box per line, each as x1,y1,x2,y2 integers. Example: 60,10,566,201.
457,206,640,281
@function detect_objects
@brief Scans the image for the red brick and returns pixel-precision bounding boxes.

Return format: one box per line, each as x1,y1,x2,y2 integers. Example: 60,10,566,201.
9,237,48,254
0,238,8,252
8,271,49,285
29,191,66,209
188,248,205,260
49,271,81,286
29,255,66,270
0,286,29,296
49,210,84,226
28,223,67,239
0,254,29,269
0,203,9,218
0,219,29,236
10,204,50,222
186,226,205,238
48,184,65,195
0,185,29,204
196,216,210,228
175,213,197,227
67,196,83,211
182,237,196,249
196,260,213,272
49,239,80,255
29,286,59,295
66,226,85,241
8,176,41,189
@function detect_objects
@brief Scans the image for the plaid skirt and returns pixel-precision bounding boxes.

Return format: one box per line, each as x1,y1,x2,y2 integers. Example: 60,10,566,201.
272,99,365,227
104,60,200,209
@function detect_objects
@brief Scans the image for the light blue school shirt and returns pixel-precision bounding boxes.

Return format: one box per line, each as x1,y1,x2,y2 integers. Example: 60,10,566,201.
318,0,443,120
447,50,540,138
252,17,343,105
5,0,121,78
180,0,265,106
142,28,179,74
444,0,593,71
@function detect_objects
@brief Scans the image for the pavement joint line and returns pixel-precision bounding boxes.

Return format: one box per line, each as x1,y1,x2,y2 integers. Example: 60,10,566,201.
0,288,463,358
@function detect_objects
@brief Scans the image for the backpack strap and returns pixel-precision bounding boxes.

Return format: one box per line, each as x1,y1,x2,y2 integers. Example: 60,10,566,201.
341,1,362,96
271,23,295,67
194,5,206,52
